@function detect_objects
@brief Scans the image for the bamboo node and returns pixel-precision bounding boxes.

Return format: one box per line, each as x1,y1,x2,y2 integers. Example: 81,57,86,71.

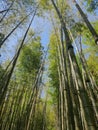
67,45,73,50
95,37,98,45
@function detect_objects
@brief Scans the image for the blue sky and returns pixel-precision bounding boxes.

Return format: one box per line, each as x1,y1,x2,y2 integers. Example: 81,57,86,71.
0,0,98,64
0,12,52,64
32,13,52,48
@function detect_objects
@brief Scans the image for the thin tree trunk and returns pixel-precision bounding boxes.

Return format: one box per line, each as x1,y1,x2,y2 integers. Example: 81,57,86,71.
0,0,15,23
73,0,98,45
0,9,35,48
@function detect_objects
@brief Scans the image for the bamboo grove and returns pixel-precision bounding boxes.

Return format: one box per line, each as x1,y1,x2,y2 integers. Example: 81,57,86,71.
0,0,98,130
